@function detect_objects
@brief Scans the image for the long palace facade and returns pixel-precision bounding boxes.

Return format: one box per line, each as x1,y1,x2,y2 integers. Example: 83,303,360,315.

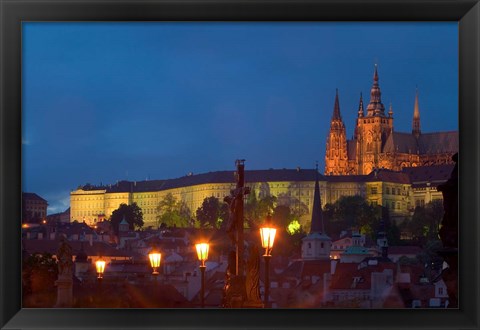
70,165,454,228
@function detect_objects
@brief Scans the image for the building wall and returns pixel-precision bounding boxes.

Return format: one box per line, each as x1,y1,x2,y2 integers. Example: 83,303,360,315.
22,195,48,223
70,173,440,228
365,181,413,219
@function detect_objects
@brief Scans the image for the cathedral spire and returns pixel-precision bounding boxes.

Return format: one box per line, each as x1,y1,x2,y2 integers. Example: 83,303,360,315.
310,162,325,234
332,88,342,120
388,102,393,117
357,92,364,117
412,88,421,138
366,64,385,117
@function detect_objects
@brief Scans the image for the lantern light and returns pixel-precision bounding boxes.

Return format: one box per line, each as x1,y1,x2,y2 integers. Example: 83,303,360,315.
148,248,161,275
259,227,276,255
195,243,209,267
95,258,106,279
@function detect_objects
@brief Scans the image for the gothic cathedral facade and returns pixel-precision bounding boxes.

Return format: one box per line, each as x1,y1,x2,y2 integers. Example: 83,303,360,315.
324,66,458,176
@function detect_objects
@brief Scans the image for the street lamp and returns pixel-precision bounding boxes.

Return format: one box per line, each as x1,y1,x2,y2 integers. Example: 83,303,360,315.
260,215,276,308
148,247,162,276
195,242,209,308
95,258,106,280
95,257,106,299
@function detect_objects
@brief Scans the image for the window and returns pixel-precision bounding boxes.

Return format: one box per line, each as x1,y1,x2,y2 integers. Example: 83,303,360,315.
386,187,390,194
371,187,378,194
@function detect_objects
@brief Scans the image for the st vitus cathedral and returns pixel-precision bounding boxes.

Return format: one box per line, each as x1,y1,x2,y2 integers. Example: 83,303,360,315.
324,65,458,176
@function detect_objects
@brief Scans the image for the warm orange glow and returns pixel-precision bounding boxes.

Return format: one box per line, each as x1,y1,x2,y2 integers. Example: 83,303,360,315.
195,243,209,265
95,259,106,278
22,224,29,228
260,227,276,255
149,250,161,275
42,220,47,224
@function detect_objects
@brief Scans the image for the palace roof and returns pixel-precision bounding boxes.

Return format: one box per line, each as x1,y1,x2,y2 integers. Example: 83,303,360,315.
81,168,323,193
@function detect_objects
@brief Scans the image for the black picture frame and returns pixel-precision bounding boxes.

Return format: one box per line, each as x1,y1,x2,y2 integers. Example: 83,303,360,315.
1,0,479,329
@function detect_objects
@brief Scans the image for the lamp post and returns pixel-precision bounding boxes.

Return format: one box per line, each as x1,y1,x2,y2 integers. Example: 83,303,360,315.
260,215,276,308
95,257,106,299
148,247,162,283
195,242,209,308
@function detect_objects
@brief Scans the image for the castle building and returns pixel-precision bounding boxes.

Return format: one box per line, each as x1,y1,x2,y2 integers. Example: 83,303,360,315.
70,163,455,228
324,66,458,176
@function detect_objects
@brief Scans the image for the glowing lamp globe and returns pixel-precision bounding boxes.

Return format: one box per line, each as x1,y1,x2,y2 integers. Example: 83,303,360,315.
195,243,209,266
260,227,276,256
95,259,106,279
148,249,161,275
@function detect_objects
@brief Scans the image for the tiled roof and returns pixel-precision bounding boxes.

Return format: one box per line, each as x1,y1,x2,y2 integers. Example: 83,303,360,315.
365,169,411,184
388,246,422,255
330,262,396,290
82,169,322,193
417,131,458,154
383,132,418,154
402,164,454,187
301,260,332,278
382,131,458,155
22,192,48,203
325,175,366,183
24,239,137,258
342,246,371,255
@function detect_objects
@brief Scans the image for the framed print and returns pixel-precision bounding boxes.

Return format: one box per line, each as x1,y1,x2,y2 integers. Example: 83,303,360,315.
1,0,479,329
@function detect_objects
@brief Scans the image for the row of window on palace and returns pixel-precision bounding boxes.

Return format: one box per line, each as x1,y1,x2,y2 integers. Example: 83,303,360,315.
370,186,408,195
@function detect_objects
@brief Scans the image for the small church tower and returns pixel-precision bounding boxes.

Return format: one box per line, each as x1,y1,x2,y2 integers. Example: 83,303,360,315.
302,164,331,260
324,89,349,175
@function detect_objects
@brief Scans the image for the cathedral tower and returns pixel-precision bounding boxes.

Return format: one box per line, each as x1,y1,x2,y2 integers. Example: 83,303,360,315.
324,90,349,175
354,65,393,174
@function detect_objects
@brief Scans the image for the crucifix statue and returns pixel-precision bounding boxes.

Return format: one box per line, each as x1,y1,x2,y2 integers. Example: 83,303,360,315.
222,159,251,307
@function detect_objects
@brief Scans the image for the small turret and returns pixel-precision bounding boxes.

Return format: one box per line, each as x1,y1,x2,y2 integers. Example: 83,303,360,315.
412,89,421,138
357,93,365,118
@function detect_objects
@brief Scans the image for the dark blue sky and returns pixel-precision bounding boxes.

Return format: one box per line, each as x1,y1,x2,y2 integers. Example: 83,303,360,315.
22,22,458,214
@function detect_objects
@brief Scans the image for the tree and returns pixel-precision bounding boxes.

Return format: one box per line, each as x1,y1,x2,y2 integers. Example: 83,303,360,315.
110,203,144,234
425,200,444,240
22,253,58,306
196,196,229,228
244,190,260,228
277,192,309,219
156,193,192,228
323,195,382,239
402,200,445,243
272,204,293,230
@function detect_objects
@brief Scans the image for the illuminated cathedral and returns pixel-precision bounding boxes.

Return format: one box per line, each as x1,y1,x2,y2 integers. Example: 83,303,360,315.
324,65,458,176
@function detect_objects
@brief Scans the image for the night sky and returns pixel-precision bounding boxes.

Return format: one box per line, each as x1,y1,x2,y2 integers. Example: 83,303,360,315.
22,22,458,214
